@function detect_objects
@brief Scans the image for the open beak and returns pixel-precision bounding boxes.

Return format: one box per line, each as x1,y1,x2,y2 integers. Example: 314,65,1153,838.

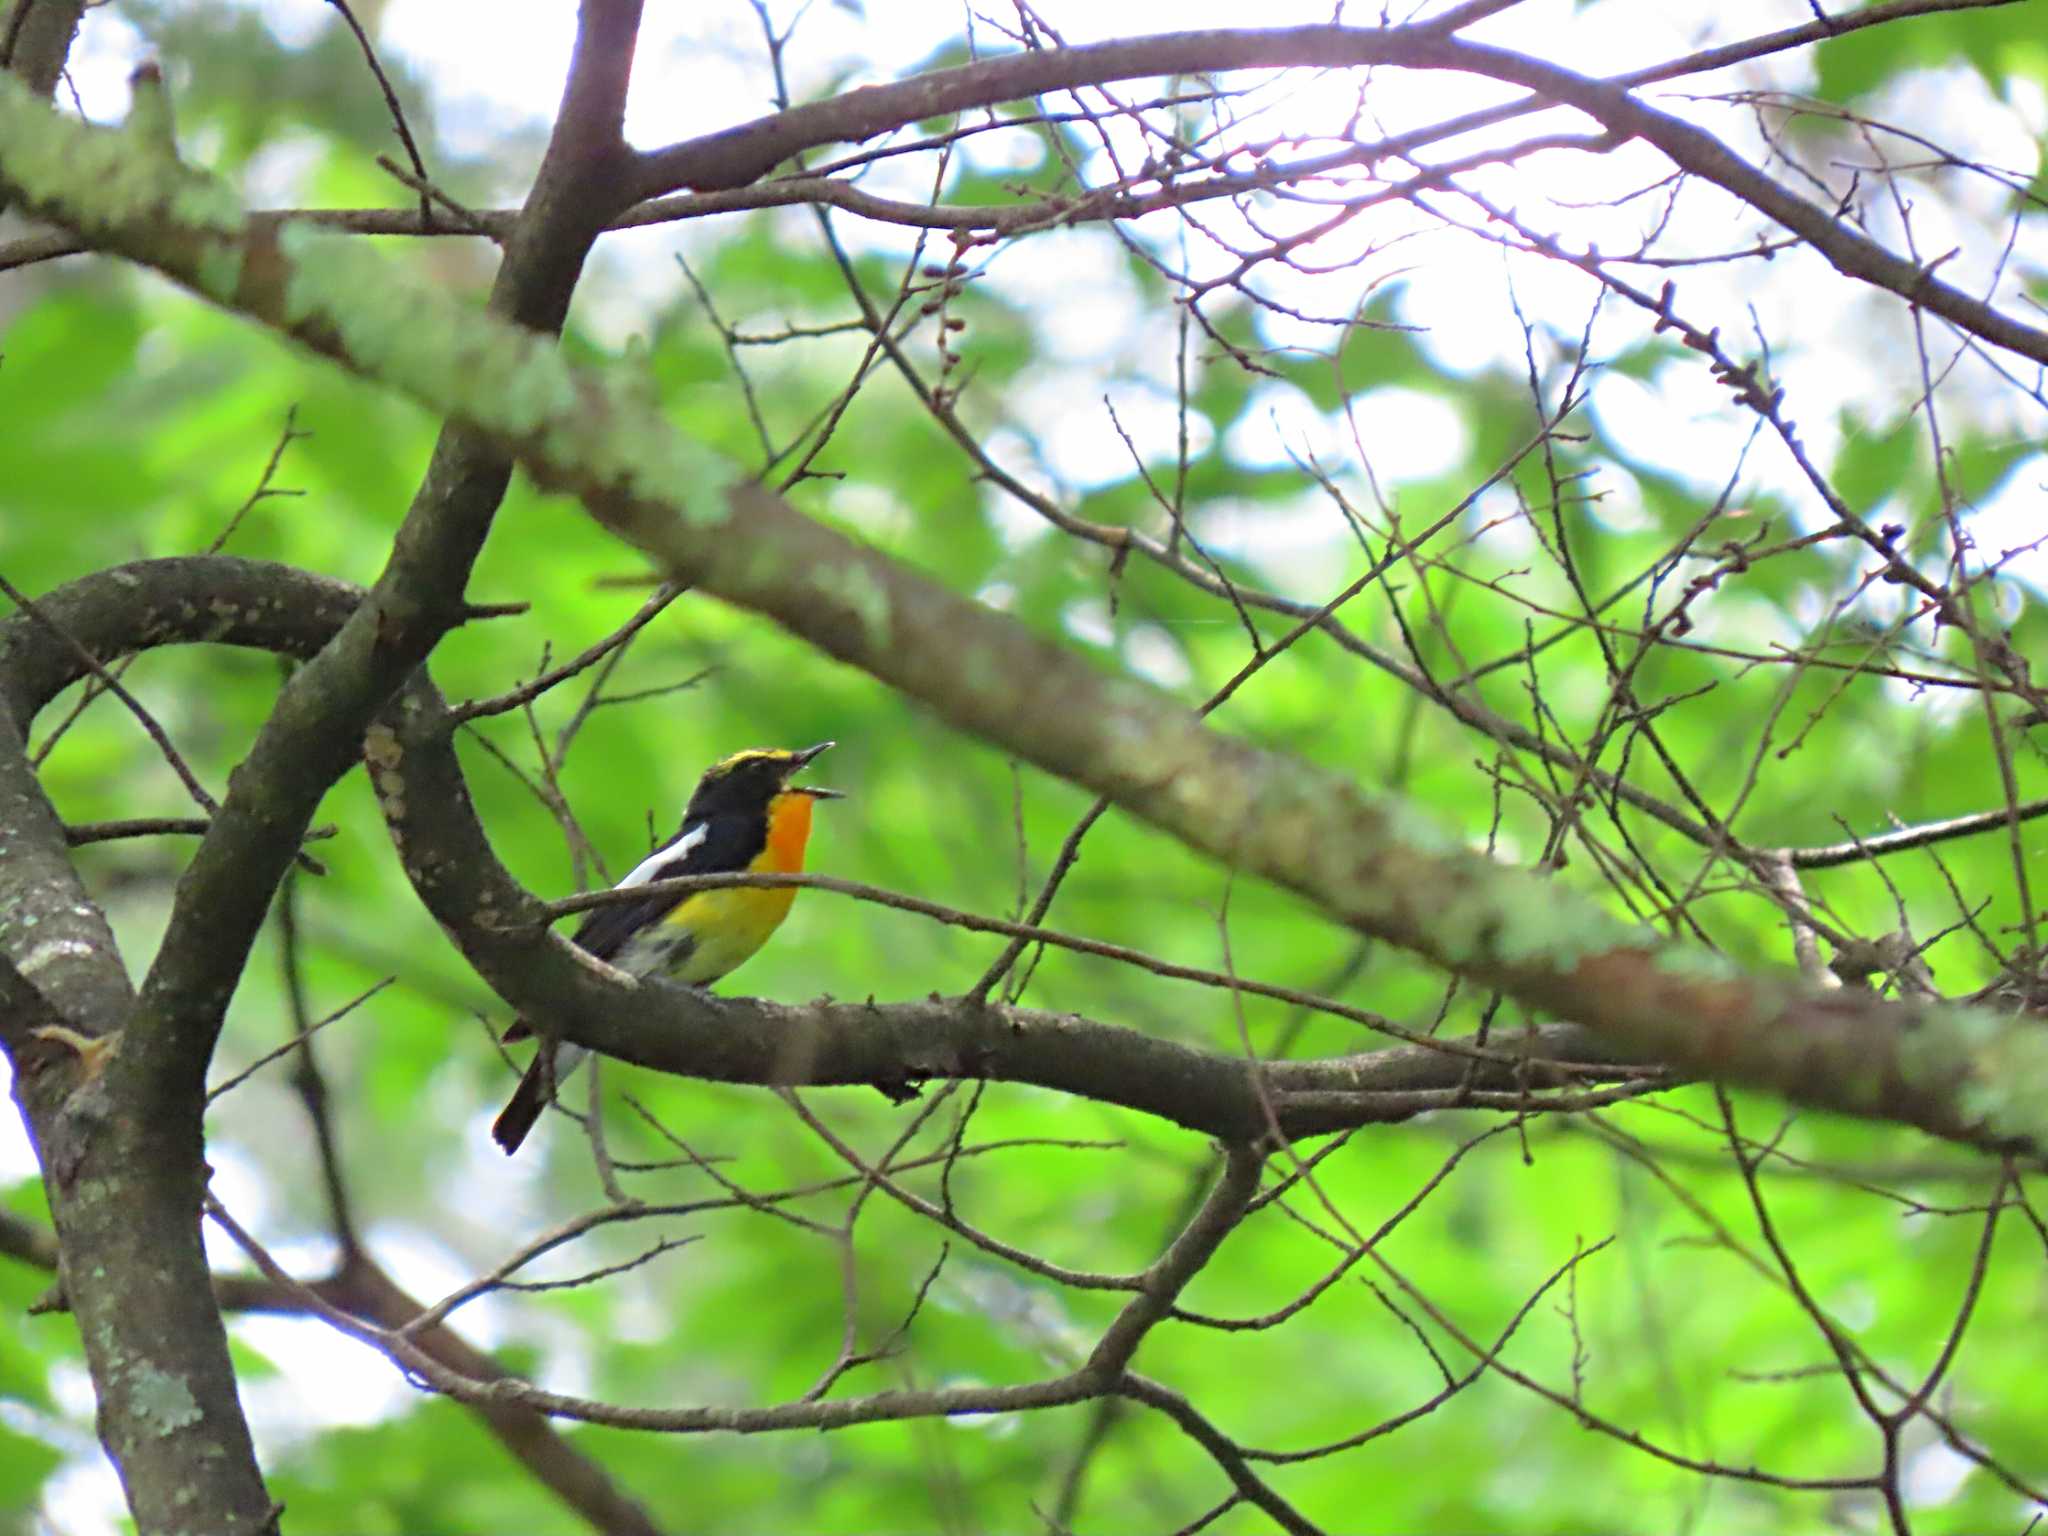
788,740,844,800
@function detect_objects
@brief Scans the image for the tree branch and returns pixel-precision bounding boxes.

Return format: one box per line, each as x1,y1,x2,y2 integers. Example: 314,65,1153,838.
0,5,650,1530
376,662,1646,1142
121,0,646,1119
0,0,85,97
0,559,1647,1144
6,89,2046,1157
0,1210,668,1536
0,700,276,1532
627,17,2045,367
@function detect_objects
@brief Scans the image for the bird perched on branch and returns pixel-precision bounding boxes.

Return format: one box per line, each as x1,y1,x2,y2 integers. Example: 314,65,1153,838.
492,742,842,1154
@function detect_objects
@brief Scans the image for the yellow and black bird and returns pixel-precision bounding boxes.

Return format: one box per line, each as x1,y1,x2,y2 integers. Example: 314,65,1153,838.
491,742,842,1154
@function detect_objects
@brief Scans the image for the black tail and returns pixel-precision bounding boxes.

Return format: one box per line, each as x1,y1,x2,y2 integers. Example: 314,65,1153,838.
492,1052,549,1154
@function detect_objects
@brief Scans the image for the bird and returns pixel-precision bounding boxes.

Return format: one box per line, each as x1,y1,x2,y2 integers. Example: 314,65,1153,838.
491,742,843,1154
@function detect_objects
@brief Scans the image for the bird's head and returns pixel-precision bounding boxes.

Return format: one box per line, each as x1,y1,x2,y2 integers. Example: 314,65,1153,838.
685,741,843,821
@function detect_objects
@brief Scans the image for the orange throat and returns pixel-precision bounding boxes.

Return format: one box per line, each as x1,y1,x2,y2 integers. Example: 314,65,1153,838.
762,791,817,872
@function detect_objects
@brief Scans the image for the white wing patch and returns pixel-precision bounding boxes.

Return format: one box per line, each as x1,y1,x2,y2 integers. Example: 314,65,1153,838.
615,820,708,890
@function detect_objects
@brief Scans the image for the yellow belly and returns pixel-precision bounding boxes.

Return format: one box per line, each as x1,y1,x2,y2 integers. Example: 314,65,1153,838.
656,883,798,985
618,790,815,986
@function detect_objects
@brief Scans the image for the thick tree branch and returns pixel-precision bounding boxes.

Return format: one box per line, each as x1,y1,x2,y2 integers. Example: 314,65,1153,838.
124,0,645,1118
373,659,1648,1143
0,562,360,722
0,1212,667,1536
563,524,2048,1156
2,4,291,1519
0,0,83,229
3,558,1647,1143
0,0,84,96
0,6,648,1532
1,704,277,1532
1,2,2010,282
5,90,2045,1161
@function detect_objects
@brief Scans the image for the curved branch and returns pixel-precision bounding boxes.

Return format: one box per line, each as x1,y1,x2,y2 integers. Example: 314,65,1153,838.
6,95,2045,1156
2,555,1645,1145
0,559,664,1535
637,5,2007,195
375,662,1645,1143
19,555,2031,1165
0,557,360,722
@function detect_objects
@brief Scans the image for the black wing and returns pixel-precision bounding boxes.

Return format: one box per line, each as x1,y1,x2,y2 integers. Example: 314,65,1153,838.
567,810,766,960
